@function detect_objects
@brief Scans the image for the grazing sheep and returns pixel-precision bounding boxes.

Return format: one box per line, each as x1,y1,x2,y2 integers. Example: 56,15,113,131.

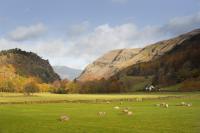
156,103,169,108
165,104,169,108
155,104,160,107
122,109,129,113
181,102,186,106
178,102,192,107
136,98,143,102
59,115,70,122
98,112,106,116
127,111,133,116
160,102,166,106
106,101,111,104
114,106,120,110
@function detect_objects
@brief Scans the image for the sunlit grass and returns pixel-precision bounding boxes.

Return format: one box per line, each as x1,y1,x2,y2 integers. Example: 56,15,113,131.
0,92,199,103
0,92,199,133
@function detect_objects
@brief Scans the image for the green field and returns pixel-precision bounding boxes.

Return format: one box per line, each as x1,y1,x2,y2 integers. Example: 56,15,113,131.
0,92,200,133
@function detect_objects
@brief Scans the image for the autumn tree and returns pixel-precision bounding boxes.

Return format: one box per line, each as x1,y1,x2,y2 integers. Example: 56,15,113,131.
23,81,39,95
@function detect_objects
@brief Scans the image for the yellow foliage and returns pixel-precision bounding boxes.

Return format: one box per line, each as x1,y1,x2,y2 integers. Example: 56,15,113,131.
38,83,52,92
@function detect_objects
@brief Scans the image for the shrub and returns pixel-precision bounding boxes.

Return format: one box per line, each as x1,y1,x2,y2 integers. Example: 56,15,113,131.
49,87,67,94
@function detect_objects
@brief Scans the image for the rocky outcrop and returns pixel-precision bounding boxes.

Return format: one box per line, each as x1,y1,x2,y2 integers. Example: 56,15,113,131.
78,29,200,82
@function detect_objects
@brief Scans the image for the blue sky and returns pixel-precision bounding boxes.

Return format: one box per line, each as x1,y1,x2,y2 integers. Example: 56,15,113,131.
0,0,200,69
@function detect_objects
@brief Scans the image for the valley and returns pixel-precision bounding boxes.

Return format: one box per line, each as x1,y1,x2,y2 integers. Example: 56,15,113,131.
0,1,199,132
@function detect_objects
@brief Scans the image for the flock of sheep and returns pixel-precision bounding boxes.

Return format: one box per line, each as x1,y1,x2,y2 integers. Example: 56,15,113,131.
99,100,192,117
97,105,133,116
155,101,192,108
59,99,192,122
97,101,134,117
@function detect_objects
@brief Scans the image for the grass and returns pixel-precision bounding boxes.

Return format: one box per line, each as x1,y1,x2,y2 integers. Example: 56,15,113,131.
0,92,199,133
161,83,182,91
119,76,152,91
0,92,197,103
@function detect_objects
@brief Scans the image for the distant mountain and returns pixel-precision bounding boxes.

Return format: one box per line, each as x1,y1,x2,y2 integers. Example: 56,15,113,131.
53,66,82,80
0,48,60,83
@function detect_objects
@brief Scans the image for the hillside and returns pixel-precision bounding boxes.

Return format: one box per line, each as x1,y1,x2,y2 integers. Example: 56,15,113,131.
77,29,200,93
78,29,200,82
53,66,82,80
0,48,60,83
115,29,200,90
78,48,141,81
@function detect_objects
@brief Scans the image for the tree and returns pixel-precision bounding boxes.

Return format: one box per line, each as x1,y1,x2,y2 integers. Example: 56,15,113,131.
66,81,80,93
0,80,15,92
50,80,69,94
23,81,39,95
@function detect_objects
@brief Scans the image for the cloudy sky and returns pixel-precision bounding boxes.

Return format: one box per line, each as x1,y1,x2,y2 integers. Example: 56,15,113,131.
0,0,199,69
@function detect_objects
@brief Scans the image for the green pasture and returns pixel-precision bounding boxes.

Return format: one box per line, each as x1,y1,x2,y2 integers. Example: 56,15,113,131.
0,92,199,133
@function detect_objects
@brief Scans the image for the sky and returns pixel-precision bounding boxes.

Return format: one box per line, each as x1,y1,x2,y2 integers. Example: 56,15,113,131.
0,0,200,69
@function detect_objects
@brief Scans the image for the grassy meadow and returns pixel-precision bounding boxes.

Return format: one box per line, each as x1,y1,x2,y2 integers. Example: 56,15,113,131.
0,92,199,133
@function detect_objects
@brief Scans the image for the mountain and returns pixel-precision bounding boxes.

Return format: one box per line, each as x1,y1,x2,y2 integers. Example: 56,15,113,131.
78,48,141,81
77,29,200,92
115,29,200,90
0,48,60,83
53,66,82,80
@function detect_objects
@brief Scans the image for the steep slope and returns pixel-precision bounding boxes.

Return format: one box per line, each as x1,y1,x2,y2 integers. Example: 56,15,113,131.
53,66,82,80
116,31,200,89
78,48,141,81
78,29,200,82
0,48,60,83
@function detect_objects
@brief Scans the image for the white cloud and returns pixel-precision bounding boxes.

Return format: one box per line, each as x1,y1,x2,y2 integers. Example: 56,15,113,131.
69,23,139,57
0,12,200,69
163,12,200,35
8,23,47,41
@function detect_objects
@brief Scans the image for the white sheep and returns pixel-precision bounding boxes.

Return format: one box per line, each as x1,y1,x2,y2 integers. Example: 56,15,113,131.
59,115,70,122
155,104,160,107
178,102,192,107
156,103,169,108
98,112,106,116
114,106,120,110
181,102,186,106
160,102,166,106
136,98,143,102
127,111,133,116
106,101,111,104
122,109,129,113
165,104,169,108
187,103,192,107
